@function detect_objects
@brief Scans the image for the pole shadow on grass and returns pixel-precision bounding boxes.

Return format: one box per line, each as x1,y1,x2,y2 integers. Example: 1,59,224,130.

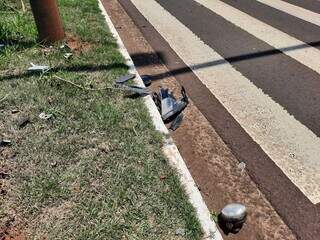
0,39,37,51
0,63,129,81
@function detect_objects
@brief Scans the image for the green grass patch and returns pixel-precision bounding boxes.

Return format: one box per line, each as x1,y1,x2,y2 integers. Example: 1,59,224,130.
0,0,202,239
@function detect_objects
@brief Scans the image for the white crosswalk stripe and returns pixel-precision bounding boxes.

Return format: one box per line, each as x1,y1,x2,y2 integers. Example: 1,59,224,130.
193,0,320,75
257,0,320,27
130,0,320,204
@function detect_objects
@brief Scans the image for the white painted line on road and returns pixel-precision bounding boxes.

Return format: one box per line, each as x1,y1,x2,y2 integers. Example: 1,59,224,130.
98,1,222,239
131,0,320,204
193,0,320,75
257,0,320,27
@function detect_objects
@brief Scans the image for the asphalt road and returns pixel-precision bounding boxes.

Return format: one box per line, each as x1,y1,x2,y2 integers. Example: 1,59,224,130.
114,0,320,239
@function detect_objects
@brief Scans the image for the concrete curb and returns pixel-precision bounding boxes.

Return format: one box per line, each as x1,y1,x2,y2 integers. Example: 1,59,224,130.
98,1,223,239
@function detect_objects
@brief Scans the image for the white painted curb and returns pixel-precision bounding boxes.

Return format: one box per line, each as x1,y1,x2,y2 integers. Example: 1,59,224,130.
98,1,223,239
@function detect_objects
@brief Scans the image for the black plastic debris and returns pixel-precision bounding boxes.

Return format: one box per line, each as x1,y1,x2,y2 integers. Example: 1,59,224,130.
141,75,152,86
218,203,247,234
115,73,136,84
0,139,11,147
114,73,150,96
152,86,189,131
117,84,149,96
169,112,184,131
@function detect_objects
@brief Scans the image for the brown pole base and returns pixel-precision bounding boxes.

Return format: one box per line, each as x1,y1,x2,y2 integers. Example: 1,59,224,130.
29,0,65,44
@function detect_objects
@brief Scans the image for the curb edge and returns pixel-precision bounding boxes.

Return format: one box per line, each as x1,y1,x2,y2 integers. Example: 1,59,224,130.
98,1,223,239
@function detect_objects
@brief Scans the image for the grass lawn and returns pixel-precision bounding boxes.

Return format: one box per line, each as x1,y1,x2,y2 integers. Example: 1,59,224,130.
0,0,202,239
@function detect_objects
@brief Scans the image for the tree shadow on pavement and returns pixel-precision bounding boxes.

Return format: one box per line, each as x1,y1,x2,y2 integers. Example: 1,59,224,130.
130,40,320,83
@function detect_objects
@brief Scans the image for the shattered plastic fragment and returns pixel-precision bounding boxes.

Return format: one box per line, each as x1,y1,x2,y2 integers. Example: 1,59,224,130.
169,112,184,131
160,87,188,121
64,53,73,59
141,75,152,86
115,73,136,84
119,84,149,96
27,63,50,73
39,112,53,120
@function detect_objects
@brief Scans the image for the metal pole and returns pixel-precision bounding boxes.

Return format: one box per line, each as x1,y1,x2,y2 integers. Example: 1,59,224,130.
29,0,65,44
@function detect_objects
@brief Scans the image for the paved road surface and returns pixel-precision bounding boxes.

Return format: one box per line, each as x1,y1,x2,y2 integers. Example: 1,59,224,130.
116,0,320,239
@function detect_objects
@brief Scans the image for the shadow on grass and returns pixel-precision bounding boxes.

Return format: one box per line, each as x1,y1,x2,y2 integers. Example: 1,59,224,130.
0,38,37,51
0,63,129,81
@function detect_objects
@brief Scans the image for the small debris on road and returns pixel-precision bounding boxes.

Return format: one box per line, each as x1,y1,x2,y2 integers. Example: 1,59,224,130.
238,162,246,172
169,112,184,131
39,112,53,120
219,203,247,234
159,87,188,121
27,62,50,73
152,86,188,130
141,75,152,86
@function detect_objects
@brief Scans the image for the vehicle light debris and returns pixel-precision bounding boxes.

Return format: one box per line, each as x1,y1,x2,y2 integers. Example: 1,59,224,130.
117,84,149,96
115,73,136,84
114,74,149,96
152,86,189,131
39,112,53,120
27,62,50,73
169,112,184,131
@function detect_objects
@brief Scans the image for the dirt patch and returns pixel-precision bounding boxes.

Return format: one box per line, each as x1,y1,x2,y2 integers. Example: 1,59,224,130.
65,35,92,54
1,228,26,240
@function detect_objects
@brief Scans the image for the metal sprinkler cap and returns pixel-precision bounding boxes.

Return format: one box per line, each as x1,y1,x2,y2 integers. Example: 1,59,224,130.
221,203,247,221
219,203,247,234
